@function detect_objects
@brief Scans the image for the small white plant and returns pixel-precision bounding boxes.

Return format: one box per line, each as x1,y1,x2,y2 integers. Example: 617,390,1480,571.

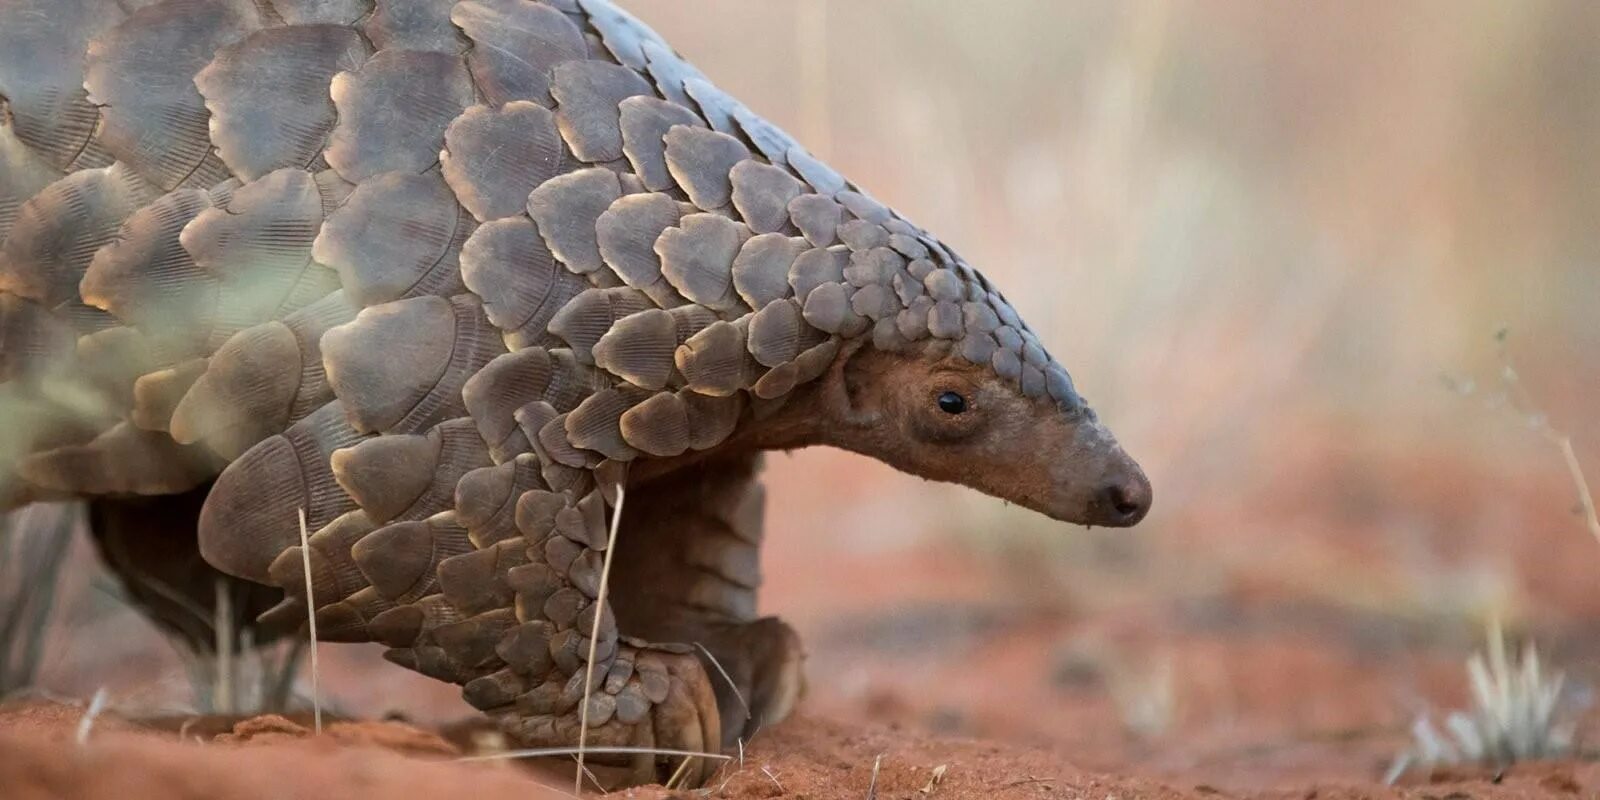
1108,654,1175,738
1386,622,1577,783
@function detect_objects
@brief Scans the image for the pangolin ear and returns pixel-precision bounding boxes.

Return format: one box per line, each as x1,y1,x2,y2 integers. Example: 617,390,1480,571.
831,339,887,426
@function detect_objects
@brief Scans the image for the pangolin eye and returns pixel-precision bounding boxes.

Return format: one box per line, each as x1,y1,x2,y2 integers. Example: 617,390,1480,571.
936,391,968,415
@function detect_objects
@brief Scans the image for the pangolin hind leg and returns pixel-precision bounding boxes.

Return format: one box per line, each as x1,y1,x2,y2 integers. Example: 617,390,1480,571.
87,481,289,656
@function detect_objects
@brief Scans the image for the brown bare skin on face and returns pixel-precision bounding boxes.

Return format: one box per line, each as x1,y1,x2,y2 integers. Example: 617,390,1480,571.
0,0,1149,788
679,339,1152,527
812,341,1150,527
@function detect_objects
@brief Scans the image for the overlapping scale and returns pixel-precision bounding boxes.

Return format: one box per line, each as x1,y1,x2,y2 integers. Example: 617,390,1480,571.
364,0,468,54
657,213,751,312
0,0,118,171
595,192,688,305
170,290,357,459
0,163,156,308
195,24,370,181
198,399,368,583
325,49,473,183
548,286,653,363
331,417,492,524
183,168,349,343
322,294,506,435
80,187,222,345
453,0,587,106
84,0,259,190
313,171,472,307
551,60,654,164
664,126,749,211
618,97,706,192
442,103,569,223
526,168,622,276
459,218,588,348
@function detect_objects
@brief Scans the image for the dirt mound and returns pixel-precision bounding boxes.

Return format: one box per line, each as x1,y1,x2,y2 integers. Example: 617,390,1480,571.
622,716,1190,799
0,702,564,800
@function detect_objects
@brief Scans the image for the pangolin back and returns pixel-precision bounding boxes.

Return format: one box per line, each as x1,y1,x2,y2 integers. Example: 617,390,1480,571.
0,0,1077,605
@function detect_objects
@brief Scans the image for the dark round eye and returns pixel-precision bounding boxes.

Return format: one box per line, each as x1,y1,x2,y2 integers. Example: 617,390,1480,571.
937,391,968,415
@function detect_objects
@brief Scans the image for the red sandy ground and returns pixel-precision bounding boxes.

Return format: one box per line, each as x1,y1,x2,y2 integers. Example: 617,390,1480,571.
4,700,1599,800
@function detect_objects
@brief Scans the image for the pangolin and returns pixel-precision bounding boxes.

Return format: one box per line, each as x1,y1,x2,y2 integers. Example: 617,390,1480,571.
0,0,1151,784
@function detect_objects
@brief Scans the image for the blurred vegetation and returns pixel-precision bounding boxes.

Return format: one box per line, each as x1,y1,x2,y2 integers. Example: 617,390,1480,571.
1388,622,1579,783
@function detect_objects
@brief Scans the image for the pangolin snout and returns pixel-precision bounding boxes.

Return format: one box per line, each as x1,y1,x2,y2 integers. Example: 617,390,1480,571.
1089,461,1152,527
1043,419,1153,527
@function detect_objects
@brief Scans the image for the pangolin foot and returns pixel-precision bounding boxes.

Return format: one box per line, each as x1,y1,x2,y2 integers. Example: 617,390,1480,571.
694,616,806,747
496,643,722,788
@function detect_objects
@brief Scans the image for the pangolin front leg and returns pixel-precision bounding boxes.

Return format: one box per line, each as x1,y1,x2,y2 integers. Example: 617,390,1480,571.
445,451,801,783
263,447,791,785
608,453,805,748
252,450,723,785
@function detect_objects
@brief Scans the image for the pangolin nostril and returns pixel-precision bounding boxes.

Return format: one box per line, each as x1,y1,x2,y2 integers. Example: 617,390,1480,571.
1100,479,1152,524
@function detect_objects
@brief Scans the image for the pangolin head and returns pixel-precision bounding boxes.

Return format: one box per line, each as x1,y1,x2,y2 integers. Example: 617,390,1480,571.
764,224,1152,529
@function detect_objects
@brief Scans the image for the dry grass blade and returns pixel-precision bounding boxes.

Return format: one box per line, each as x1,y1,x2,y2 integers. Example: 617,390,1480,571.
263,636,306,713
867,753,883,800
664,753,697,790
574,758,604,795
76,687,109,745
576,478,627,794
711,724,766,793
88,554,300,714
762,765,785,792
1490,332,1600,547
0,503,77,696
694,640,751,721
213,578,234,713
297,507,322,734
1555,436,1599,546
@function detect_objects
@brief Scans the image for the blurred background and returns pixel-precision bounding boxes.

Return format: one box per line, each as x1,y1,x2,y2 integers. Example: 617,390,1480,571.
16,0,1600,790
